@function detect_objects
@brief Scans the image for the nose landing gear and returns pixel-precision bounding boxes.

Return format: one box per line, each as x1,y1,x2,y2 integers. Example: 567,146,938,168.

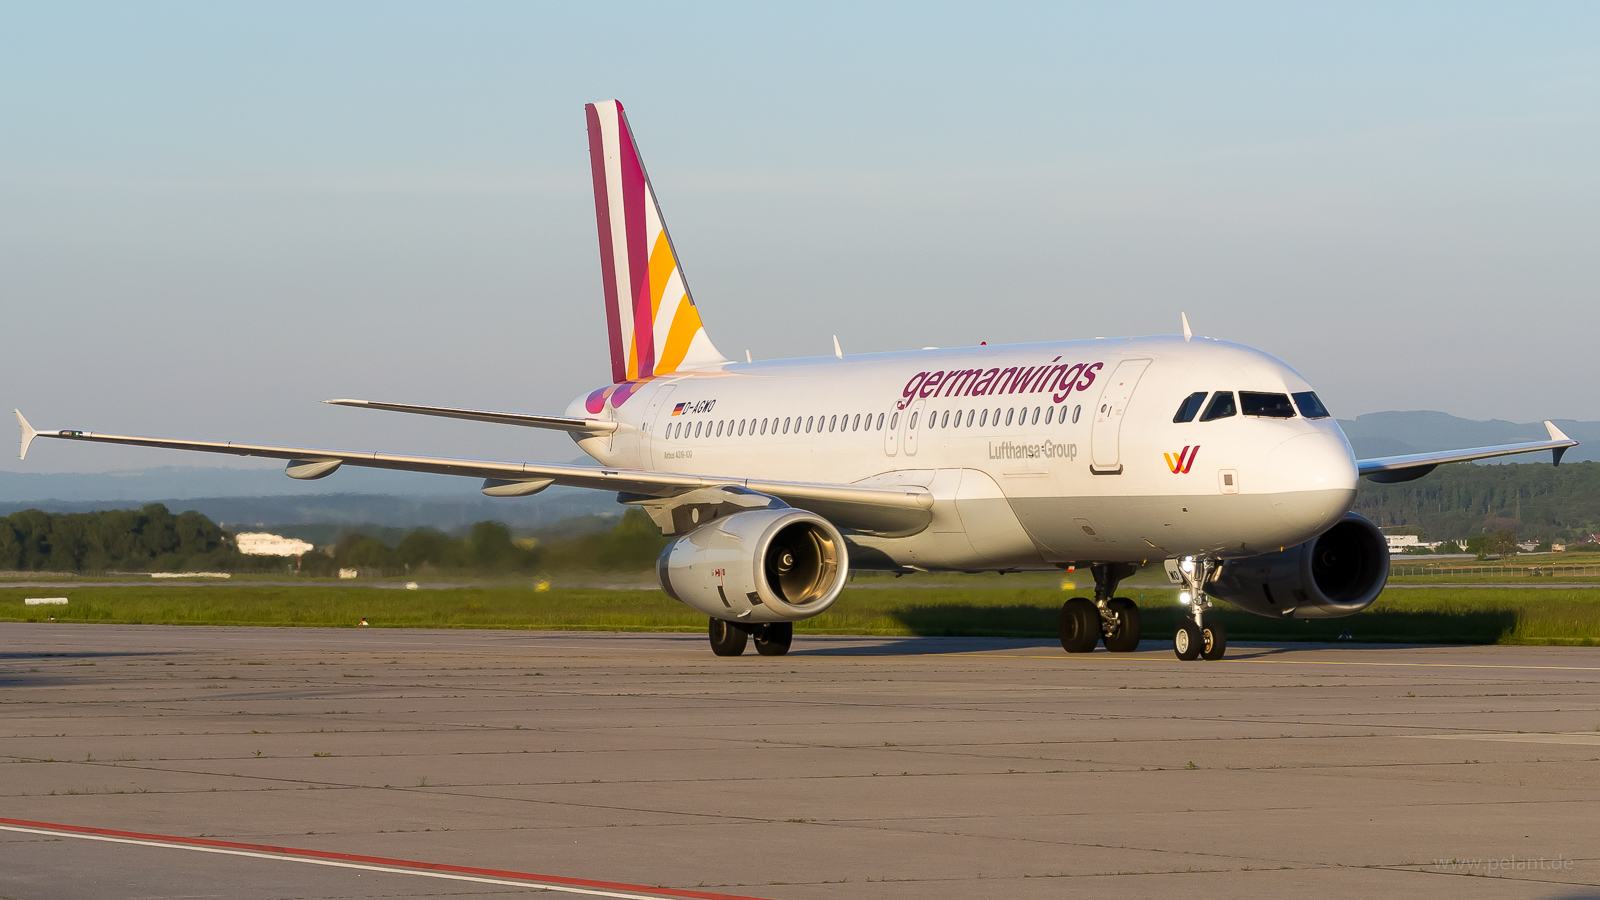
1168,556,1227,661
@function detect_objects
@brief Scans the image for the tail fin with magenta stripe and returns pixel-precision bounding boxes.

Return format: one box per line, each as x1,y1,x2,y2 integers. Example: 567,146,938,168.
586,100,729,385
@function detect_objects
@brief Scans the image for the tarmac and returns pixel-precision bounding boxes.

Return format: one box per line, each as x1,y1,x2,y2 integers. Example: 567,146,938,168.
1,623,1598,899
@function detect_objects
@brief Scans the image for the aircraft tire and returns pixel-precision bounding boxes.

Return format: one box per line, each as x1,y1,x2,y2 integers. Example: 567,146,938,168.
1173,622,1202,661
1102,597,1141,652
1059,598,1099,653
755,622,793,656
709,618,748,656
1201,622,1228,661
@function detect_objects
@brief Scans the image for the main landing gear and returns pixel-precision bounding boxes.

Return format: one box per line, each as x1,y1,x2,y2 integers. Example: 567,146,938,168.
1059,563,1143,654
1170,556,1227,661
708,618,792,657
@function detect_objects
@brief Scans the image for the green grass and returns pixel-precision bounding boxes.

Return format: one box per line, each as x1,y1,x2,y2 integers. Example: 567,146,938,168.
5,583,1600,645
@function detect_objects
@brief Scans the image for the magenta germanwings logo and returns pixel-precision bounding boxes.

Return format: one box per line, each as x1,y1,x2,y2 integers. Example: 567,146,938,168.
897,358,1104,410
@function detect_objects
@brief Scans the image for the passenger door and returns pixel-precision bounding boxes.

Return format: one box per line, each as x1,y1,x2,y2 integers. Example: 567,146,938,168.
1089,359,1151,474
639,386,676,466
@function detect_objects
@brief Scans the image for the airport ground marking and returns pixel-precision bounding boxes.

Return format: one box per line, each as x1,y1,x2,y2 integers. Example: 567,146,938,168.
960,652,1600,672
0,817,767,900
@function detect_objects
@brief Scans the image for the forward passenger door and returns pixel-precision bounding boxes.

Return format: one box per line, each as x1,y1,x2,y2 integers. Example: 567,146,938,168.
1090,359,1151,475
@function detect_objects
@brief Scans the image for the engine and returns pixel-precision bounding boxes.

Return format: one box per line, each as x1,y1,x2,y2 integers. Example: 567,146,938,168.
656,508,849,623
1208,513,1390,619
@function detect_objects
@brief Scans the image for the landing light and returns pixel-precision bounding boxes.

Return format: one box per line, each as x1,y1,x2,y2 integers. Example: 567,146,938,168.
1179,591,1192,606
1180,556,1195,574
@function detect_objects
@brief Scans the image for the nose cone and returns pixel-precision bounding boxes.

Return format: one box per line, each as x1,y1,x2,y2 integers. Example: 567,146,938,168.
1266,432,1358,542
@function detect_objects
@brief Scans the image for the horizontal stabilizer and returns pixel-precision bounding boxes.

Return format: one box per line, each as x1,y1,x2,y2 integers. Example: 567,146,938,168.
324,399,619,435
1358,421,1579,483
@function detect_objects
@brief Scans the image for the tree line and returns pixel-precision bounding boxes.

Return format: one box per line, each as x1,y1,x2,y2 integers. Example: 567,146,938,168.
1354,460,1600,544
0,504,241,572
0,505,667,575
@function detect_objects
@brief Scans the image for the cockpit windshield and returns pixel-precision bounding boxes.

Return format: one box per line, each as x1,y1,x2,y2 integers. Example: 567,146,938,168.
1172,392,1208,423
1199,391,1236,422
1240,392,1295,418
1292,391,1331,419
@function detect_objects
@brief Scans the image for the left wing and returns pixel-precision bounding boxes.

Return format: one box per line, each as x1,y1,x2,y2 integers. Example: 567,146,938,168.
1357,420,1577,484
13,411,931,537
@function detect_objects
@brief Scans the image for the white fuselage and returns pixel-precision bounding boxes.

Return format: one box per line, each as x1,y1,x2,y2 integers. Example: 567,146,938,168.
568,335,1358,571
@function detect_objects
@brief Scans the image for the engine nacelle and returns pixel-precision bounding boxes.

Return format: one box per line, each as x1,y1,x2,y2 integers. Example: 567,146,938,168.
1209,513,1390,619
657,508,849,623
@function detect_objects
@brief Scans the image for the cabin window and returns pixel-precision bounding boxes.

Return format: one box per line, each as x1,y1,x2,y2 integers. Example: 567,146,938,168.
1292,391,1331,419
713,421,722,437
993,408,1001,425
952,409,962,428
937,410,946,428
829,415,837,432
1200,391,1237,422
693,421,702,438
783,416,791,434
979,409,988,427
1073,404,1081,423
889,412,898,430
1044,407,1053,425
1173,391,1208,423
738,419,745,436
852,413,861,431
908,412,919,430
1032,407,1041,425
761,418,768,434
1005,408,1014,426
877,412,886,430
805,416,813,433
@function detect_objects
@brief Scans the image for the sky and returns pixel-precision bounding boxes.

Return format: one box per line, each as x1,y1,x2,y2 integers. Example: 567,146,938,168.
2,2,1597,475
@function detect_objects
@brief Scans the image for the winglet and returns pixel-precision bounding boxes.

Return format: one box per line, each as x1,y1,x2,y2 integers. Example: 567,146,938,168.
1546,420,1573,466
15,409,38,461
832,335,844,359
1181,312,1192,342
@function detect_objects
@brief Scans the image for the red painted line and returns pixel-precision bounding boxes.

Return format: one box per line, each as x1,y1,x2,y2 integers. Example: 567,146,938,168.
0,816,765,900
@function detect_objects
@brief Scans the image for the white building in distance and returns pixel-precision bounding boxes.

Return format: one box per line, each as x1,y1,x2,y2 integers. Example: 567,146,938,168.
236,533,315,557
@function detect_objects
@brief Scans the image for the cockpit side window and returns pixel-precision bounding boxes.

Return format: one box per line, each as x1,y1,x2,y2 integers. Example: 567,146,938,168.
1240,391,1295,418
1292,391,1331,419
1199,391,1237,422
1172,392,1208,423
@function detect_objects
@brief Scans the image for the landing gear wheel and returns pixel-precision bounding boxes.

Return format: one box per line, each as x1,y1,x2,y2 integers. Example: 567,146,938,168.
1173,621,1202,661
1201,622,1227,661
1102,597,1142,653
1059,598,1099,654
755,622,793,656
709,618,748,656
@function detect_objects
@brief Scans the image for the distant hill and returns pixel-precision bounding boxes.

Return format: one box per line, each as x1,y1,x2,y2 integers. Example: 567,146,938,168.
1339,411,1600,462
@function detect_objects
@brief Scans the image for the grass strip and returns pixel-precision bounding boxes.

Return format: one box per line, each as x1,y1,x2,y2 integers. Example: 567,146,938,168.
4,584,1600,646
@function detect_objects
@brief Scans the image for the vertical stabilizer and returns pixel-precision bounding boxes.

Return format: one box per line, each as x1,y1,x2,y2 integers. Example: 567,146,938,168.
586,100,729,384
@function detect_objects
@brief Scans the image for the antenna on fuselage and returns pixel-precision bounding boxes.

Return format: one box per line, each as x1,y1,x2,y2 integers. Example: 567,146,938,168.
745,349,753,363
832,335,843,359
1181,312,1193,342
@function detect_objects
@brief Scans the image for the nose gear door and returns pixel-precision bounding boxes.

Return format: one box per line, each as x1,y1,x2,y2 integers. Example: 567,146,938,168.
1090,358,1151,475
